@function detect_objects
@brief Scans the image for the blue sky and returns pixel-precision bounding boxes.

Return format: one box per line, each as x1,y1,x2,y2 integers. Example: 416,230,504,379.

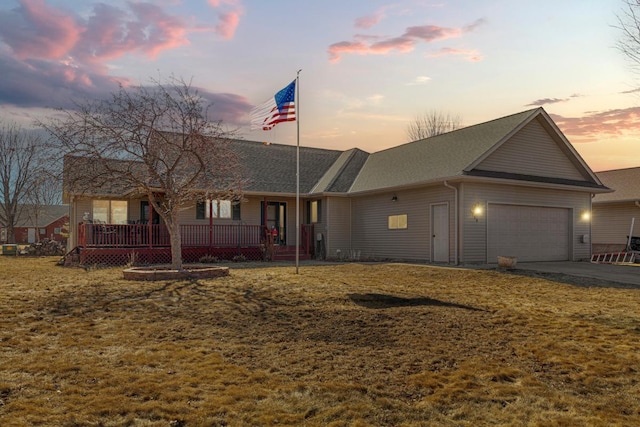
0,0,638,171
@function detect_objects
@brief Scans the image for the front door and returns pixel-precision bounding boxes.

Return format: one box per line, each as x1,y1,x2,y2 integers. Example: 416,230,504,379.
261,201,286,245
432,204,449,262
140,201,160,224
260,202,287,245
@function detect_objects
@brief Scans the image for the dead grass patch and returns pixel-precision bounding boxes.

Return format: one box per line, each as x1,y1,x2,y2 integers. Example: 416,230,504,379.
0,259,639,426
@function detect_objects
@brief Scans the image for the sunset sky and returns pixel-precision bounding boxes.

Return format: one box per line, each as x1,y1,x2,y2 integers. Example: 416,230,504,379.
0,0,638,172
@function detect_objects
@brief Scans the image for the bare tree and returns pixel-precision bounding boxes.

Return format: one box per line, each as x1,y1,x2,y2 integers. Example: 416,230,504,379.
406,110,462,141
616,0,640,74
44,77,245,270
23,168,62,243
0,123,44,243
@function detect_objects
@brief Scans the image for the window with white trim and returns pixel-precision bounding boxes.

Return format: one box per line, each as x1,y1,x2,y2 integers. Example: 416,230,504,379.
196,200,232,219
92,200,128,224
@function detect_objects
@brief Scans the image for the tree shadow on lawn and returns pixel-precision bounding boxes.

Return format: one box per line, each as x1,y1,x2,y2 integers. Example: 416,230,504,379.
348,293,484,311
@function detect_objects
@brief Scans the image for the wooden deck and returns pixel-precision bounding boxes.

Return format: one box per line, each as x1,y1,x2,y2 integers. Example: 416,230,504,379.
72,223,314,265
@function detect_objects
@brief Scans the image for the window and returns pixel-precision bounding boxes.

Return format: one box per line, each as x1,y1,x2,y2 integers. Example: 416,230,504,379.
92,200,128,224
388,214,408,229
196,200,233,219
54,228,61,234
39,228,46,235
196,201,206,220
232,203,241,221
307,200,321,223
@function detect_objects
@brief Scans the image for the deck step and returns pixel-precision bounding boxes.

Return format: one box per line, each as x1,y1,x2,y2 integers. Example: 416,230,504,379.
271,246,313,261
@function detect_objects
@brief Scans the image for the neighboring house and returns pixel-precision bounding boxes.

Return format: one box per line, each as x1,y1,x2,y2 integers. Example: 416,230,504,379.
1,205,69,244
592,167,640,253
64,107,610,265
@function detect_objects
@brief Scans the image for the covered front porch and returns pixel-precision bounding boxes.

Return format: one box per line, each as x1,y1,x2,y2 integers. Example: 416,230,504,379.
70,222,315,265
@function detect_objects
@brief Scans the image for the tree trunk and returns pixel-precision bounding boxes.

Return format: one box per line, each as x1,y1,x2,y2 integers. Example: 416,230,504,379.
5,217,15,244
166,215,183,270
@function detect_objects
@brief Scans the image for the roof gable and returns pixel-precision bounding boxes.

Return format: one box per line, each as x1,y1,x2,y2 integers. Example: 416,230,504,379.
471,116,589,181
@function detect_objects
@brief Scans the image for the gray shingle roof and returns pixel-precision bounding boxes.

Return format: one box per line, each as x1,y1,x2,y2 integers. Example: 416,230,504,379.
349,109,541,192
594,168,640,203
13,205,68,227
230,140,344,193
310,148,370,193
64,108,605,198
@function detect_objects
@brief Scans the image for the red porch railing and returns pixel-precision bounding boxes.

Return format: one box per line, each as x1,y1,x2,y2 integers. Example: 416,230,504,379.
75,222,315,265
78,223,265,248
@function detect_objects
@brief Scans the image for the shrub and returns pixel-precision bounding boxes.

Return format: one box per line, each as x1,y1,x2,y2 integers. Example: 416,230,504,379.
199,255,220,264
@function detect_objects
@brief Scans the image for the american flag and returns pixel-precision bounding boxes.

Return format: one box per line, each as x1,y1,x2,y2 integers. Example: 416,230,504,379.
250,80,296,130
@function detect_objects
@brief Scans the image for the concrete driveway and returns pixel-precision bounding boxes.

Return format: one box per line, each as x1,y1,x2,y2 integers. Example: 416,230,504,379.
513,261,640,288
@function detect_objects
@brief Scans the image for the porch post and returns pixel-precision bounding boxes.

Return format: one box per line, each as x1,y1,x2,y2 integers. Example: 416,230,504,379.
148,204,153,249
209,199,213,249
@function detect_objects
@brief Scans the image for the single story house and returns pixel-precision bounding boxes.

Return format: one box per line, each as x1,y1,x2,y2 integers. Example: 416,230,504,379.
1,204,69,244
592,167,640,253
64,107,610,265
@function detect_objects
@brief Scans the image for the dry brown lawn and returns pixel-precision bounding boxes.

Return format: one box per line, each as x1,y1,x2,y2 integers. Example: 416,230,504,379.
0,257,639,426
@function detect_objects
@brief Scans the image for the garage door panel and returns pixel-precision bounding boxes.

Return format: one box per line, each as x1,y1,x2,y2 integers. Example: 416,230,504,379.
488,204,570,262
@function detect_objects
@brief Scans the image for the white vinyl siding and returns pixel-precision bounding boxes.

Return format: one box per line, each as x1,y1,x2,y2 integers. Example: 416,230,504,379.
475,118,586,181
351,186,453,261
461,182,591,263
325,197,350,257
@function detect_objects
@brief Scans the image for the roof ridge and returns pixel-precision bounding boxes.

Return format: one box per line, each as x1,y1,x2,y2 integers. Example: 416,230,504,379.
324,149,359,192
372,107,542,155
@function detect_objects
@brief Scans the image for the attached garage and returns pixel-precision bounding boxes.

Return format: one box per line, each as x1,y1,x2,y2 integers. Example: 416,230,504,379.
487,204,571,262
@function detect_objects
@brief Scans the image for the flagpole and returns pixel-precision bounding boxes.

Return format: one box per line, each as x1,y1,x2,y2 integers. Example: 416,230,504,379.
295,69,301,274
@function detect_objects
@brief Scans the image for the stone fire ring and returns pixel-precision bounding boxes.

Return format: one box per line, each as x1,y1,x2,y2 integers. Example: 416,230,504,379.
123,264,230,281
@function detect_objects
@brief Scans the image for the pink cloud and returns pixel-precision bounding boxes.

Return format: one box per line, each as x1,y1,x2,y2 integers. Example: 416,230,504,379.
404,25,462,41
430,47,483,62
328,41,370,63
0,0,250,125
0,1,191,65
355,11,385,29
526,97,569,107
328,19,485,63
77,2,190,61
550,107,640,141
215,11,242,40
1,0,82,60
208,0,244,39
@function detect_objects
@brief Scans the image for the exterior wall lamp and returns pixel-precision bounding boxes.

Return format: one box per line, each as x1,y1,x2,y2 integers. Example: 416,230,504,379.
391,195,398,202
581,210,591,222
472,205,483,222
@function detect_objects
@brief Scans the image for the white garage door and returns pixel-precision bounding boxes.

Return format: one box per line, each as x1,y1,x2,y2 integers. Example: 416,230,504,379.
488,204,570,262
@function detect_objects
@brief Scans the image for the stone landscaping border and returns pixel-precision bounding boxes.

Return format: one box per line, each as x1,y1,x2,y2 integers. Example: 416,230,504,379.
123,264,230,281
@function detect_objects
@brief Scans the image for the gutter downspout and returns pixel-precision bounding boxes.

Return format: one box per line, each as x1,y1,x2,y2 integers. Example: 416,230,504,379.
443,181,459,265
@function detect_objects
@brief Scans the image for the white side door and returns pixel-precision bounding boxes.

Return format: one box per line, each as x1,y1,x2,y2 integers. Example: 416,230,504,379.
432,204,449,262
